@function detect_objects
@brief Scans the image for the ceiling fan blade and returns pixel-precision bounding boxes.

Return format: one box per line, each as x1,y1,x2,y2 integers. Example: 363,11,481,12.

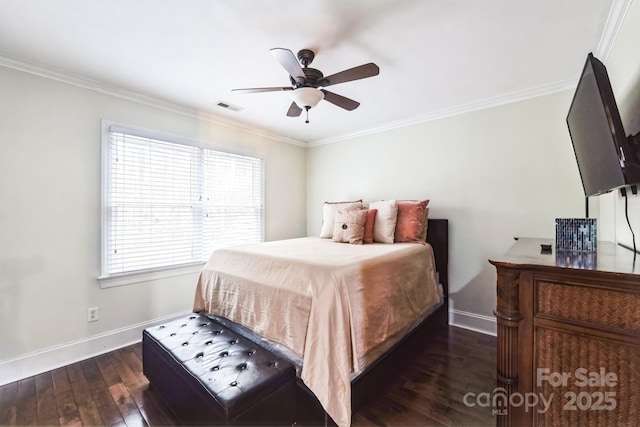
270,48,306,85
286,102,303,117
319,63,379,87
231,86,292,94
320,90,360,111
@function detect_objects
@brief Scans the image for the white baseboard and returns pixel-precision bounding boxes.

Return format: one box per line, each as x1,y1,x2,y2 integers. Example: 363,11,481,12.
449,309,497,336
0,310,192,386
1,309,495,386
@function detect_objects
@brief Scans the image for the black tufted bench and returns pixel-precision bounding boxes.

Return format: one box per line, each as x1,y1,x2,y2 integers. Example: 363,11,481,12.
142,313,296,425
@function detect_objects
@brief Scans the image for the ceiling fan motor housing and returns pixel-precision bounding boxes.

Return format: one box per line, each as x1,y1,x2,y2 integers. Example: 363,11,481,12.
290,67,324,87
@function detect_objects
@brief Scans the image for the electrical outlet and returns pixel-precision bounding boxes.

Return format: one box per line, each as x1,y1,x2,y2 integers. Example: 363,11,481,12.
88,307,99,322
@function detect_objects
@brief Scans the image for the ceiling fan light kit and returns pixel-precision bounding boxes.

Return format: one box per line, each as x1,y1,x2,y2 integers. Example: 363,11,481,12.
291,87,324,109
232,48,379,124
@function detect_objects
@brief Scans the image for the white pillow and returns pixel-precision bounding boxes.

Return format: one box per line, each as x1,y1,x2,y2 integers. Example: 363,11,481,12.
319,200,363,238
369,200,398,243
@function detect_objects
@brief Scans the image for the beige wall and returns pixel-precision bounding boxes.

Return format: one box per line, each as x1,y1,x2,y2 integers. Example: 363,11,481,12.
307,90,584,331
0,66,307,363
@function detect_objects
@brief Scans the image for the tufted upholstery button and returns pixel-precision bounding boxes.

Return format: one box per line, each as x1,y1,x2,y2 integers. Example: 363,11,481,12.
182,342,189,346
230,381,238,387
211,365,219,371
238,363,248,370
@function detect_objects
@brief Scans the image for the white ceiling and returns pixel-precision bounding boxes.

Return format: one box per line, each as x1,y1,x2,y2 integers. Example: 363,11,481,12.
0,0,629,145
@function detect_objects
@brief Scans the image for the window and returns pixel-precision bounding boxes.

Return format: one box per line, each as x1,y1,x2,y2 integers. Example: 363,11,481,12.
100,122,263,287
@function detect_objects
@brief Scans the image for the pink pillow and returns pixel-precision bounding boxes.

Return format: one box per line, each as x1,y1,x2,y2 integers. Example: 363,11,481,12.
363,209,377,244
394,200,430,243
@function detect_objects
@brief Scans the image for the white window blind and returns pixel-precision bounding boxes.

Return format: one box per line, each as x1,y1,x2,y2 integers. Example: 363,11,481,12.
102,125,263,280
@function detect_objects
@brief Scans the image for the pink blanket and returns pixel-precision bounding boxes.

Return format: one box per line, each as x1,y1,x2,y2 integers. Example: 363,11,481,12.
193,237,441,426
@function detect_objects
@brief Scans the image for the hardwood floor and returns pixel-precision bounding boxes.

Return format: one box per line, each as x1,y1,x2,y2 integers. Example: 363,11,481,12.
0,326,496,427
352,326,496,426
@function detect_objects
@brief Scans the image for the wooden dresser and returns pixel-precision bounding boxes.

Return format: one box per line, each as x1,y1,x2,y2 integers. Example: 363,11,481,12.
490,238,640,426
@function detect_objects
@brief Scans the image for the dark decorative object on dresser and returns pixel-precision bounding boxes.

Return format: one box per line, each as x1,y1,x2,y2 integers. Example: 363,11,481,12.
491,238,640,426
555,218,597,252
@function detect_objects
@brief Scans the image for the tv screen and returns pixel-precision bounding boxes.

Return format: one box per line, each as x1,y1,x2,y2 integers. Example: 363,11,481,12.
566,53,638,196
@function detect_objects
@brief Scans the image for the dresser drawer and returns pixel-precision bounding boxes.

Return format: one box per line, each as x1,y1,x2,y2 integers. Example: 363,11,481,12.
534,327,640,426
536,280,640,334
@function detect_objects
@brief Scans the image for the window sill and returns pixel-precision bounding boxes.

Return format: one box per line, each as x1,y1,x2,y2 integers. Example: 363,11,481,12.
98,263,205,288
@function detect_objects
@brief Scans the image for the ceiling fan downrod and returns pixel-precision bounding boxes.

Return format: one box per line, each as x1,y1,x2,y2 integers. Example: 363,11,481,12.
297,49,315,68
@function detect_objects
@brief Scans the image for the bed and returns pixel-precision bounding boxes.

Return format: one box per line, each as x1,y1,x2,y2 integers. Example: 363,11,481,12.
193,218,449,426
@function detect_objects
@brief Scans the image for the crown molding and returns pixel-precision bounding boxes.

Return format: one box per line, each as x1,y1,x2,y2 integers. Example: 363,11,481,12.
0,55,307,148
3,0,630,151
595,0,634,63
308,78,575,147
0,54,575,149
308,0,634,147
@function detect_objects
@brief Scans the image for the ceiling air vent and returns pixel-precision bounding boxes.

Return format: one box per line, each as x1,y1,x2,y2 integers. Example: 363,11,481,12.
216,101,244,112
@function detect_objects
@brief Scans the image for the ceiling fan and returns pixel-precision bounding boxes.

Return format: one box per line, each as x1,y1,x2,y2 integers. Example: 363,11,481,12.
232,48,379,123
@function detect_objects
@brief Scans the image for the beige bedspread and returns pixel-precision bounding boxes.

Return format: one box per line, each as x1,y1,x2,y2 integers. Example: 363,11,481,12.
193,237,441,427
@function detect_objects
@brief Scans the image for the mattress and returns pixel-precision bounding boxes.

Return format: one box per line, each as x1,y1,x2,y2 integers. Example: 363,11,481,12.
193,237,442,426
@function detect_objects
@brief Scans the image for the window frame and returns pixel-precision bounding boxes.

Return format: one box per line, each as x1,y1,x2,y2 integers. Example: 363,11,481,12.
98,120,265,288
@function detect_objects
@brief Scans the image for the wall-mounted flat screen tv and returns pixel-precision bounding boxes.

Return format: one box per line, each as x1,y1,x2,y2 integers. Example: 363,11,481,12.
566,53,640,196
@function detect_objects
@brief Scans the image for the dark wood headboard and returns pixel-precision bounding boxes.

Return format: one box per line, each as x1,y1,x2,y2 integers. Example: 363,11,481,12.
426,218,449,298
